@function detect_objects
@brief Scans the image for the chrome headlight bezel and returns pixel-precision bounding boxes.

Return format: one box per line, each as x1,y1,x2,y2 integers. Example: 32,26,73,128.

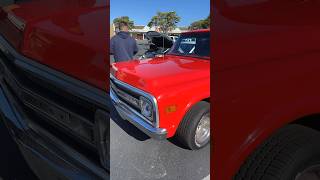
139,96,154,121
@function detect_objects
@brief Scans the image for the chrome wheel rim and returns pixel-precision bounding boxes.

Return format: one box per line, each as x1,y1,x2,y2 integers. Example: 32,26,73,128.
295,164,320,180
195,113,210,147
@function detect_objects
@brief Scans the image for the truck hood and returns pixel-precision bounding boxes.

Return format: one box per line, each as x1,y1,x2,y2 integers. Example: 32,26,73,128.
111,55,210,94
0,0,108,91
145,31,173,49
5,0,106,22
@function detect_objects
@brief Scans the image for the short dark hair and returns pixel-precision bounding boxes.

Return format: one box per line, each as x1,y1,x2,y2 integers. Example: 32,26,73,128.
119,22,128,29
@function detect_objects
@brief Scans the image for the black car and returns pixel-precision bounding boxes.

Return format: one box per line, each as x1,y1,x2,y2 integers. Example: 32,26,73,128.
139,31,174,59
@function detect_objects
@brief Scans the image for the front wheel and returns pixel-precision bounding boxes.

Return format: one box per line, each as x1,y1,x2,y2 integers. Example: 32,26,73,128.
175,101,210,150
235,124,320,180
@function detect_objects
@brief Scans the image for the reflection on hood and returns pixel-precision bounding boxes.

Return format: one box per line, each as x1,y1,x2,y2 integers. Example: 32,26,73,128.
117,31,130,39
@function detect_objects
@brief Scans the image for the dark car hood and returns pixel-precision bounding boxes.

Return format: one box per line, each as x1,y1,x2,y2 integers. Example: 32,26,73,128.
145,31,173,49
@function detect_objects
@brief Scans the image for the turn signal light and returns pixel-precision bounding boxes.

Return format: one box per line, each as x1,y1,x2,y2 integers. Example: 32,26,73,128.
165,105,177,113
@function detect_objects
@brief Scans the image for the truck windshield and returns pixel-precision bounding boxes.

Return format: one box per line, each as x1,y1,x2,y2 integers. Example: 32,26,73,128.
167,32,210,59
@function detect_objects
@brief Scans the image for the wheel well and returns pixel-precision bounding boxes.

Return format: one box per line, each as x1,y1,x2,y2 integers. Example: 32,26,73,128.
291,114,320,132
202,98,210,103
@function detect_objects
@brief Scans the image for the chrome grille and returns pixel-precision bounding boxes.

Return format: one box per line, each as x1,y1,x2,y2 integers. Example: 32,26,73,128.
110,80,140,109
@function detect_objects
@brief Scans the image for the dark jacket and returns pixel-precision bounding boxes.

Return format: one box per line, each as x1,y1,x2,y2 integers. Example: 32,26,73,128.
110,31,138,62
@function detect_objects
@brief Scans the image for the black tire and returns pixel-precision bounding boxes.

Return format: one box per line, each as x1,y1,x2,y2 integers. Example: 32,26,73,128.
234,124,320,180
175,101,210,150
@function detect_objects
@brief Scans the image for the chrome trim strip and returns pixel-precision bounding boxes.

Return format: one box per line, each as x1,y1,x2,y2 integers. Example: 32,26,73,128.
110,74,160,128
7,13,26,31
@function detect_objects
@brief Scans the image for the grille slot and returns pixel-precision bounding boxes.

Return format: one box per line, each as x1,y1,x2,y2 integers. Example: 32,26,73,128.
110,78,142,113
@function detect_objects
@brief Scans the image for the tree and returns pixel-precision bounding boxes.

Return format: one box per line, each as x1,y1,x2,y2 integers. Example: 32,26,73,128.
189,15,210,30
113,16,134,30
148,11,181,34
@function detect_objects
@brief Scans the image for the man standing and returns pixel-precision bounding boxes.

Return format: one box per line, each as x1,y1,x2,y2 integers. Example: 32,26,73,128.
110,22,138,62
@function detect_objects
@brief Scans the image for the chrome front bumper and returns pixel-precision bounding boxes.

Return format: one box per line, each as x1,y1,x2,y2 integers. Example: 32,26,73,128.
110,88,167,140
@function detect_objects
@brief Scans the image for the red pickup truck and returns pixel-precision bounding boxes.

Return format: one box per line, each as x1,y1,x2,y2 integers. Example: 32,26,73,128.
0,1,109,179
110,29,210,150
214,1,320,179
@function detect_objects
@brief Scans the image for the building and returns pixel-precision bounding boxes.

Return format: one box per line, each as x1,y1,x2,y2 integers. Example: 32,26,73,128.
130,25,188,40
110,24,188,40
110,23,116,38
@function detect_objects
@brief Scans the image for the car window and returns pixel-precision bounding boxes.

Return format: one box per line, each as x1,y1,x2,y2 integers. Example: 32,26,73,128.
168,32,210,59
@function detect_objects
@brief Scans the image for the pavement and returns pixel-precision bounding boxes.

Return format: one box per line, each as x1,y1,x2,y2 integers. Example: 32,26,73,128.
110,106,210,180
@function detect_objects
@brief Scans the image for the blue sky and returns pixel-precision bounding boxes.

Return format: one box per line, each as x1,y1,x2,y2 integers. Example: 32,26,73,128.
110,0,210,27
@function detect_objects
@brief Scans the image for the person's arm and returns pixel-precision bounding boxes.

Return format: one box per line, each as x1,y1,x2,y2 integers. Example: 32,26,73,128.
133,40,138,55
110,37,114,55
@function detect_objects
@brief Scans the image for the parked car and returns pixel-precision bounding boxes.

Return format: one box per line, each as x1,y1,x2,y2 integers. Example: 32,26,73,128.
110,29,210,150
139,31,173,59
0,0,109,179
214,1,320,179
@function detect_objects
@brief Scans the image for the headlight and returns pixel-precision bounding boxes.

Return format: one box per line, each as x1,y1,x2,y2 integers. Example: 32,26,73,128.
140,96,153,120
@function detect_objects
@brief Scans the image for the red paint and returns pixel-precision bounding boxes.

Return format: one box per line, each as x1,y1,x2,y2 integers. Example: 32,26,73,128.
0,0,108,91
184,29,210,33
111,31,210,137
214,1,320,179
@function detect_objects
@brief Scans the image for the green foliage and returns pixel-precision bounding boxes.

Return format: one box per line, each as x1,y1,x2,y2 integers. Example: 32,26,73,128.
148,11,181,34
189,15,210,30
113,16,134,30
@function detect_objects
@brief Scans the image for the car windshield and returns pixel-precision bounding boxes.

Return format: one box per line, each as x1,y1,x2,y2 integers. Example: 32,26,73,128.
167,32,210,59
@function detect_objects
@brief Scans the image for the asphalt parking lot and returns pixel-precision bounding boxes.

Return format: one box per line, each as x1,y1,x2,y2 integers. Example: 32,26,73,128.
110,107,210,180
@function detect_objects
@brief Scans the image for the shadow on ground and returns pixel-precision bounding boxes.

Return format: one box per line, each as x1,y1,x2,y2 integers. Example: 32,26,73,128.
110,106,150,141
